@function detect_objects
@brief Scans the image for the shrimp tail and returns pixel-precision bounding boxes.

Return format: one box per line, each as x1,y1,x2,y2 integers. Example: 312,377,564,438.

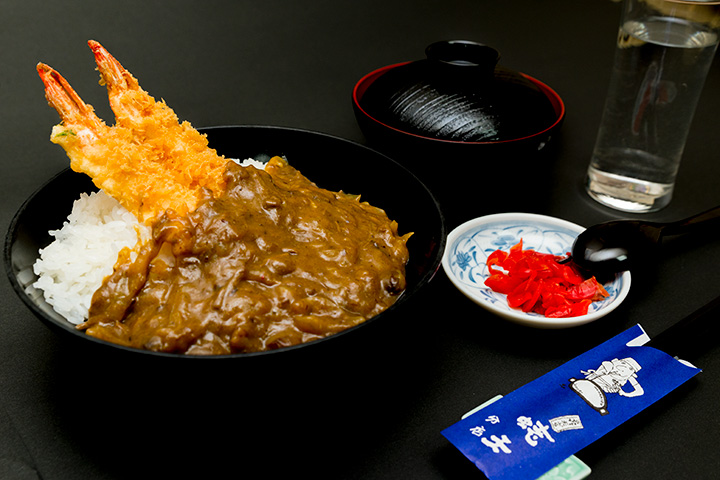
88,39,139,93
36,63,104,132
88,40,176,131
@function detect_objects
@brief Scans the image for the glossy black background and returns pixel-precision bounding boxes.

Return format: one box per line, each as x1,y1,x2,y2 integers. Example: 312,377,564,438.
2,1,720,478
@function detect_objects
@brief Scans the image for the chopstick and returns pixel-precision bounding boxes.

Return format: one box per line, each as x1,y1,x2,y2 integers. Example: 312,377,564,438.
646,293,720,361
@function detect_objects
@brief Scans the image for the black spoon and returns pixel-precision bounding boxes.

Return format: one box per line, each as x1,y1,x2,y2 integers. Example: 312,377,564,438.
565,205,720,281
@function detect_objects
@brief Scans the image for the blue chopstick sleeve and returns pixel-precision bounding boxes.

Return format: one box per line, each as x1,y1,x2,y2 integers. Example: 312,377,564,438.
441,324,701,480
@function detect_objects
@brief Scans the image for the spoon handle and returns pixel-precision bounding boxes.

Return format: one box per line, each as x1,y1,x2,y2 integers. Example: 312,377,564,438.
660,205,720,237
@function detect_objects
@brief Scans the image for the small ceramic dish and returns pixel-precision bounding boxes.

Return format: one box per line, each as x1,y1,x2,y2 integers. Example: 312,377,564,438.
442,213,631,328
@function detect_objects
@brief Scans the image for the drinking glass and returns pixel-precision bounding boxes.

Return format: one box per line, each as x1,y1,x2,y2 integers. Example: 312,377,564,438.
586,0,720,212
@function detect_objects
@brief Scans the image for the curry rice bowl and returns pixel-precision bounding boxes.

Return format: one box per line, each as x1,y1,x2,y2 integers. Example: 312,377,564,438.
32,158,265,325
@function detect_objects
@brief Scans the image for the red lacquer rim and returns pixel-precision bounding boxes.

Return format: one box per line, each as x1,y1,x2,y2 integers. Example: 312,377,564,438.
352,62,565,145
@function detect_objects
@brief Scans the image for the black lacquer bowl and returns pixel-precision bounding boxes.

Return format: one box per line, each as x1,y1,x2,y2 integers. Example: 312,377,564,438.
5,126,446,361
353,40,565,155
353,41,565,227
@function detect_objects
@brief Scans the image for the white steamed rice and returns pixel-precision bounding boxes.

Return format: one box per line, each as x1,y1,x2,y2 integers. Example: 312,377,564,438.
32,158,266,325
32,190,148,325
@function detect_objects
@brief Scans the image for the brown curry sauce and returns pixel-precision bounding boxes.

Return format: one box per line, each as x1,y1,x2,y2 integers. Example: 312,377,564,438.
81,157,411,355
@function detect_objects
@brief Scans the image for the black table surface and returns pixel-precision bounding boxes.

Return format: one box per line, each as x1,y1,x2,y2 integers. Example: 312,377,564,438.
3,1,720,479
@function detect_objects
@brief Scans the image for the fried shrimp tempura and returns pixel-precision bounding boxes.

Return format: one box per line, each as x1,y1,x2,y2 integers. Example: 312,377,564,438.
37,40,228,224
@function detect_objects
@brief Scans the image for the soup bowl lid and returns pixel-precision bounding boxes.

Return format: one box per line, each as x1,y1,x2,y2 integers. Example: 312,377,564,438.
359,40,558,143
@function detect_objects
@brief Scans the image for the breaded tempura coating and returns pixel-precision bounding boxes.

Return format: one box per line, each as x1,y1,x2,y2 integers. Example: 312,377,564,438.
37,41,228,224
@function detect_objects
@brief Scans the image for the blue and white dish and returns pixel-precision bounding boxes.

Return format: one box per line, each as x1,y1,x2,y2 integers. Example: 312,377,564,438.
442,213,631,328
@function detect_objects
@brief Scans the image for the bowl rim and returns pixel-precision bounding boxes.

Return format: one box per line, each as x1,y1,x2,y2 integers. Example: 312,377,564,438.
5,124,446,360
352,61,566,145
441,212,631,329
